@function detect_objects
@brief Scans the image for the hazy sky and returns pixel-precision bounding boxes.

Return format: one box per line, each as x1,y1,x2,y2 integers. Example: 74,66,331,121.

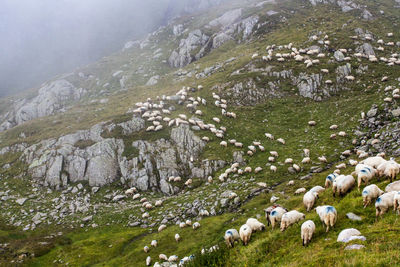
0,0,212,97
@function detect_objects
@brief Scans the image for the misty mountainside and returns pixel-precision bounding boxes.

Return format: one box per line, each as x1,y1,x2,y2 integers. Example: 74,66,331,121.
1,0,400,266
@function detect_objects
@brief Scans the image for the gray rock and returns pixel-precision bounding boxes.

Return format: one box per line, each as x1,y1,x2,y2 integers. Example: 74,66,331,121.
220,198,229,207
367,108,378,117
362,10,373,20
146,75,160,86
345,244,365,250
391,109,400,117
117,117,145,135
0,80,85,132
357,43,375,56
173,24,183,36
82,215,93,222
112,195,126,202
209,9,242,28
346,212,362,221
334,50,345,61
16,198,28,206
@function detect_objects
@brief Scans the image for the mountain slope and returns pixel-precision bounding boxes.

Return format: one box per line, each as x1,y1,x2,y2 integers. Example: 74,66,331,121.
0,0,400,266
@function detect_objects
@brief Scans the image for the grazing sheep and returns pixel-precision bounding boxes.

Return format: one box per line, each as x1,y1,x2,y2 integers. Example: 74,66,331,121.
308,121,316,126
159,254,168,261
285,158,293,164
179,222,186,228
378,160,400,182
224,229,240,247
268,156,275,162
270,165,277,172
155,200,163,207
329,124,338,130
385,181,400,192
302,157,311,164
295,188,306,195
202,136,210,142
132,193,140,200
310,186,325,194
193,222,201,230
255,167,263,173
245,167,252,173
168,255,178,262
277,138,286,144
269,207,288,229
303,149,310,157
333,175,355,197
303,191,319,212
301,220,316,246
287,180,295,186
316,205,337,232
125,187,137,196
325,173,338,188
158,224,167,232
265,133,274,140
338,131,346,137
293,164,301,172
356,165,376,189
318,156,327,163
144,246,150,253
175,233,181,242
220,141,227,147
239,224,252,245
246,218,266,232
270,195,280,203
361,156,386,168
393,192,400,214
280,210,305,231
146,256,151,266
362,184,384,208
375,191,397,217
270,151,279,157
185,220,192,226
151,240,158,247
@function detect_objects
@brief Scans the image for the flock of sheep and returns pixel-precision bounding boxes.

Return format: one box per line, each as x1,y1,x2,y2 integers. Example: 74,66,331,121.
222,154,400,249
123,28,400,266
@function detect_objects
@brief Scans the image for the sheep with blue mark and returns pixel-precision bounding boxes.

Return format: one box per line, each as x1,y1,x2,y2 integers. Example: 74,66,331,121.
375,191,397,217
224,229,240,247
362,184,384,208
316,205,337,232
268,207,288,229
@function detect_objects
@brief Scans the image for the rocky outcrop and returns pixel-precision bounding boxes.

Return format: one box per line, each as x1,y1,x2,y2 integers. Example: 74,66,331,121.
0,80,86,132
168,30,210,68
169,12,259,67
120,124,225,195
16,120,223,194
309,0,373,20
356,43,375,57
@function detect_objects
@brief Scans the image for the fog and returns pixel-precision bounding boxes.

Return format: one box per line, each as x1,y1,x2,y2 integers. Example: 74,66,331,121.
0,0,220,97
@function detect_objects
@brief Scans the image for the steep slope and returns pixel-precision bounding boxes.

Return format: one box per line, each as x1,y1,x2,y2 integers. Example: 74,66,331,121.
0,0,400,266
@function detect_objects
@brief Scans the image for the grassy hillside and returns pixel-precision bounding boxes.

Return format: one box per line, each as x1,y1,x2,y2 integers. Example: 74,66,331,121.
1,0,400,266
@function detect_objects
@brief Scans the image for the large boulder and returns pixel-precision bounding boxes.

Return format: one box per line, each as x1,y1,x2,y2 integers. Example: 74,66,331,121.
209,9,242,28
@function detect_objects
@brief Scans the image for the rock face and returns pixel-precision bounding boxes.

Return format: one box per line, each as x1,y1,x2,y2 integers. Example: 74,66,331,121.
0,80,85,132
120,124,225,195
168,29,210,68
18,121,223,195
168,12,259,68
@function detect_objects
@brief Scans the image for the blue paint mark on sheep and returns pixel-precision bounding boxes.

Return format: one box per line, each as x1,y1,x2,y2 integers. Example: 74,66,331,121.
326,174,334,181
362,190,368,196
226,230,232,236
376,197,382,203
271,210,277,216
326,206,336,213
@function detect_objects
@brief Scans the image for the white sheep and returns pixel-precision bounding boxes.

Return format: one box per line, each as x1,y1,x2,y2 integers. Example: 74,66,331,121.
316,205,337,232
159,254,168,261
277,138,286,144
375,191,397,217
310,185,325,194
270,151,279,157
284,158,293,164
245,167,252,173
224,229,240,247
155,200,163,207
179,222,186,228
269,207,287,229
280,210,305,232
255,167,263,173
295,188,306,195
144,246,150,253
301,220,316,246
168,255,178,262
362,184,384,208
356,165,376,189
158,224,167,232
175,233,181,242
333,175,355,197
378,160,400,182
146,256,151,266
239,224,252,245
393,192,400,214
193,222,201,230
270,195,279,203
220,141,227,147
125,187,137,195
325,173,338,188
270,165,277,172
151,240,158,247
302,157,311,164
361,156,386,168
185,219,192,226
246,218,266,232
132,193,141,200
303,191,319,212
318,156,327,163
